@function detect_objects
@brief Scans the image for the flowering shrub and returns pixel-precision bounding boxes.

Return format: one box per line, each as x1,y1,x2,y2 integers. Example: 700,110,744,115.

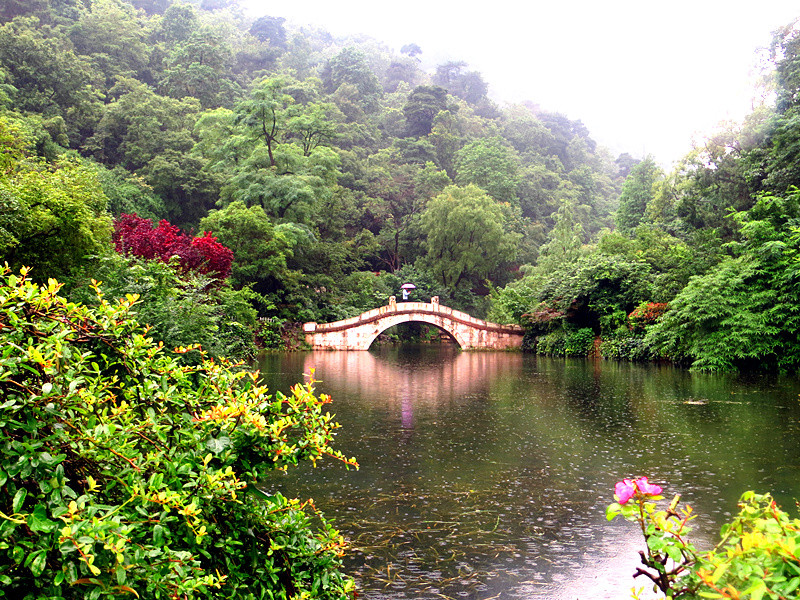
0,266,357,599
113,213,233,280
628,302,669,332
608,478,800,600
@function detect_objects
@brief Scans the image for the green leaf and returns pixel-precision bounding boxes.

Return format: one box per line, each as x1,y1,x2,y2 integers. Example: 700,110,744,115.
665,544,682,563
783,577,800,595
749,581,766,600
153,524,164,545
605,502,622,521
647,535,666,552
27,504,57,533
12,488,27,513
28,549,46,577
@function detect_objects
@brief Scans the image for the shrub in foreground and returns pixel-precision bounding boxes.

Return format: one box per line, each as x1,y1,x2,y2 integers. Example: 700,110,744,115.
0,266,357,599
608,477,800,599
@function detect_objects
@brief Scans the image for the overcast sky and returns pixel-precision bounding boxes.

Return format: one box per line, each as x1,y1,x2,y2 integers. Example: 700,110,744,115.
242,1,800,166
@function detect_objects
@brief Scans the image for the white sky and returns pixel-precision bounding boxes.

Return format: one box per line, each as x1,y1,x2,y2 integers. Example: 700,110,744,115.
242,0,800,166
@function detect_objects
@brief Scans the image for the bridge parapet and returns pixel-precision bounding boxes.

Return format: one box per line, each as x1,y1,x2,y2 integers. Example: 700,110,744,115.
303,301,524,350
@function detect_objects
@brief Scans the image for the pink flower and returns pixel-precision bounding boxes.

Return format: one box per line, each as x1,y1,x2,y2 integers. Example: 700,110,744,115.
615,478,637,504
614,477,663,504
635,477,663,496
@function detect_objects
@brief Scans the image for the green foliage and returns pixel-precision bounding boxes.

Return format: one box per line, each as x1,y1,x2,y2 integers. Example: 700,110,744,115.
69,254,260,360
691,492,800,600
599,330,657,361
454,137,520,204
535,195,586,273
646,191,800,371
403,85,447,137
95,165,166,221
86,78,200,172
199,200,303,289
609,482,800,600
535,326,595,357
615,155,663,234
0,266,357,599
159,24,240,109
537,253,655,333
0,153,112,281
418,184,520,291
432,61,489,105
256,316,288,349
321,47,382,113
68,0,151,89
0,16,103,145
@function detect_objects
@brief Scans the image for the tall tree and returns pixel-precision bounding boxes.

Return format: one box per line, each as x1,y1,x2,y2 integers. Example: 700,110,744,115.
403,85,447,137
615,155,663,235
321,47,382,113
419,184,520,290
454,137,520,204
249,15,287,48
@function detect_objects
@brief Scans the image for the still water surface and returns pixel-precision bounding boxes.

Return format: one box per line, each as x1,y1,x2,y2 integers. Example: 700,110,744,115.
256,346,800,600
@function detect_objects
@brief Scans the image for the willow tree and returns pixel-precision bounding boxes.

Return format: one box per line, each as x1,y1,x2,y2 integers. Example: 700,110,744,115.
419,184,519,291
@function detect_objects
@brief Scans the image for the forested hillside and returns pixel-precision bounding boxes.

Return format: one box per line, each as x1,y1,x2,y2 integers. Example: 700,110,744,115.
0,0,626,353
2,0,800,370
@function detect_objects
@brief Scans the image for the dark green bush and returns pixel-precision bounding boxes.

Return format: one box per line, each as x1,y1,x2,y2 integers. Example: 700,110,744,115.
600,330,657,361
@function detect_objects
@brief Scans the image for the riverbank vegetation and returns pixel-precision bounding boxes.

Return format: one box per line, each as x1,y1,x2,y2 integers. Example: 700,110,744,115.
1,3,800,369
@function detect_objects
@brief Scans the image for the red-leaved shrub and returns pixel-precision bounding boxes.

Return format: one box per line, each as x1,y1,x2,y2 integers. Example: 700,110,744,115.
628,302,668,332
113,214,233,281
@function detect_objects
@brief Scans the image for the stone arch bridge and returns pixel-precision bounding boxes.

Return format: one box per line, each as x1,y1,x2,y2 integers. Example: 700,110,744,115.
303,296,524,350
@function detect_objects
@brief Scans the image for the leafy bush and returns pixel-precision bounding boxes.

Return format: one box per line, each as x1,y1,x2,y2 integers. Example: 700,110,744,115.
646,192,800,371
535,326,595,357
564,327,595,356
257,316,288,349
536,329,566,355
69,254,260,360
600,330,657,361
608,479,800,600
113,214,233,281
0,266,357,599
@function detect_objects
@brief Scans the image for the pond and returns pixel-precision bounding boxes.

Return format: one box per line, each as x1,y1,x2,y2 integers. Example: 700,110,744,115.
256,346,800,600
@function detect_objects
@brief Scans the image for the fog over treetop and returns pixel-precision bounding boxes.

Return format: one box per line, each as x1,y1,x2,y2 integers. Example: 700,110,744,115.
246,0,800,164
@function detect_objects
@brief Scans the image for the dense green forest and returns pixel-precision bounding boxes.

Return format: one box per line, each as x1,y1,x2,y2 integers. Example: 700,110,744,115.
2,0,800,371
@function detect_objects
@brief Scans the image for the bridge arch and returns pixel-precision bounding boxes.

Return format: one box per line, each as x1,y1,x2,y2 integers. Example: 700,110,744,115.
359,311,468,349
303,298,524,351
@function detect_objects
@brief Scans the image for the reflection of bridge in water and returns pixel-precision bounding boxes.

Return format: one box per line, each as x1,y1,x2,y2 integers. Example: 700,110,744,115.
302,349,524,407
303,296,524,350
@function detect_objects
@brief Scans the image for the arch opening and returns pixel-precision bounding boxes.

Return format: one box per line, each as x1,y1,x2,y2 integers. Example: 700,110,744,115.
366,319,464,350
